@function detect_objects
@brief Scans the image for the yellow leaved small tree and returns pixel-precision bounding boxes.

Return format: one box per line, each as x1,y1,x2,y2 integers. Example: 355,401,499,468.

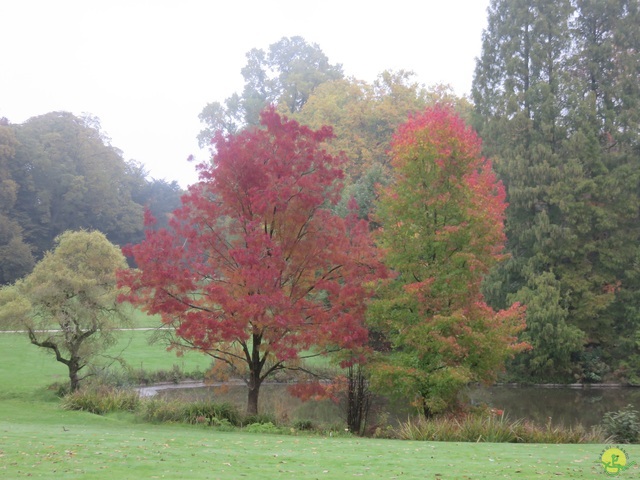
0,230,129,391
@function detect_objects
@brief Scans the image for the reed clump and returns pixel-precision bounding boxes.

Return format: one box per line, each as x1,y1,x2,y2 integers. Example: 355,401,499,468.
394,411,607,444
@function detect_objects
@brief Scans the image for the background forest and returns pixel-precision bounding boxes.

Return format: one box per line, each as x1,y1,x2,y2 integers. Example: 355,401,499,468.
1,0,639,386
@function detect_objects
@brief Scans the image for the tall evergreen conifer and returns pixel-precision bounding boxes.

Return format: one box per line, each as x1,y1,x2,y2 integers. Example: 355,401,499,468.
474,0,640,381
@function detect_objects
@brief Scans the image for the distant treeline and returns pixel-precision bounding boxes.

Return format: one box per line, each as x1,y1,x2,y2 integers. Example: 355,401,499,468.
0,112,183,283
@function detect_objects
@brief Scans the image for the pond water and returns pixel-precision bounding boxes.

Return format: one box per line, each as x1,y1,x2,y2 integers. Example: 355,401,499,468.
466,385,640,428
151,382,640,428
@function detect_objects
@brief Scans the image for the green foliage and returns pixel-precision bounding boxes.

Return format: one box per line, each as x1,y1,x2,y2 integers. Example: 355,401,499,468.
474,0,640,379
243,412,278,427
369,106,526,416
602,405,640,444
61,385,140,415
137,398,241,427
292,419,315,431
137,398,186,423
0,114,186,284
0,122,35,283
180,400,242,426
508,272,585,382
0,230,130,391
616,355,640,386
130,177,183,232
198,36,343,144
244,421,282,434
10,112,144,255
578,350,610,384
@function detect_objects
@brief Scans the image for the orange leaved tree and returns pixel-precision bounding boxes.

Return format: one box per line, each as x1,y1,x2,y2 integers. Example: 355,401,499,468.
368,106,528,416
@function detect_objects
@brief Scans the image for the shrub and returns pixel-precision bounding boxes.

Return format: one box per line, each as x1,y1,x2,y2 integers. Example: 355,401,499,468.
137,398,241,427
602,404,640,443
293,419,315,431
243,412,277,426
49,382,71,398
181,401,241,426
138,398,185,423
209,417,235,431
244,422,282,434
62,385,140,414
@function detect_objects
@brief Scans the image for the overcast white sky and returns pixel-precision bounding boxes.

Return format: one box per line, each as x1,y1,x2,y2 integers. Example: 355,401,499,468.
2,0,490,188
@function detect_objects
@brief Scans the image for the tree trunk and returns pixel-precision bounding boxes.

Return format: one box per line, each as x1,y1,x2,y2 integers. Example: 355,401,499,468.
346,364,372,436
68,359,81,392
421,396,434,419
247,383,260,416
246,333,264,416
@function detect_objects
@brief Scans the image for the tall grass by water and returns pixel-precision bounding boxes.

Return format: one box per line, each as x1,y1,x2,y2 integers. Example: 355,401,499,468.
395,412,607,444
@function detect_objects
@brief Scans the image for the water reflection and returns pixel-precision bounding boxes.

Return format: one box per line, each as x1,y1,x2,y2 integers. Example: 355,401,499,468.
466,385,640,427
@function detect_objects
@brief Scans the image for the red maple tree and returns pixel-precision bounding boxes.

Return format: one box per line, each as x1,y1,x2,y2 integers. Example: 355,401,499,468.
118,108,385,414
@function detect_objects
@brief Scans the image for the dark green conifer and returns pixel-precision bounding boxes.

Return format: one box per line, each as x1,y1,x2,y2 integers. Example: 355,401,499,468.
474,0,640,381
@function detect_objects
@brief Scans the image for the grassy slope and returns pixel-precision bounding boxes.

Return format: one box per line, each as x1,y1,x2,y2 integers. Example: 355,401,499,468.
1,333,639,479
0,330,211,399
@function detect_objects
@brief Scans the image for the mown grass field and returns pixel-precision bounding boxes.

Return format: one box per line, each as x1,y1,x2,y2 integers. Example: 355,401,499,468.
1,326,639,479
1,401,626,480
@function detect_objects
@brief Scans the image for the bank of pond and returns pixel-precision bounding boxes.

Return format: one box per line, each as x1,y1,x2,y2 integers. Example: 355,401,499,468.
62,380,640,443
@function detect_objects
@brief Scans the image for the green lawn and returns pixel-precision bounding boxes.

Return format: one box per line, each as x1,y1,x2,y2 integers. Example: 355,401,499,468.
0,330,210,399
103,329,212,374
123,305,165,329
1,332,639,479
2,399,634,479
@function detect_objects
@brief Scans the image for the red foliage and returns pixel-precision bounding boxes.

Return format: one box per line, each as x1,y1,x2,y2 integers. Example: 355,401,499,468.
288,376,350,404
118,108,386,411
382,105,515,303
